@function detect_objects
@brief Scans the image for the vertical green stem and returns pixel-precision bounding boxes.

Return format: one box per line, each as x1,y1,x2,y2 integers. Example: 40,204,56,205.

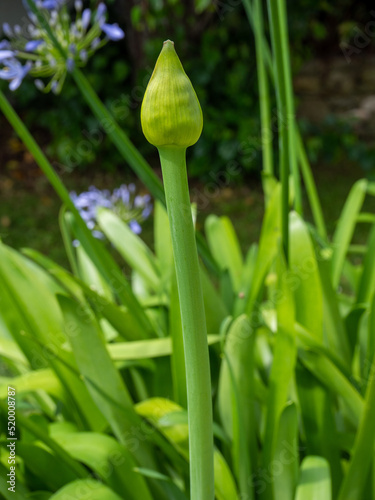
244,0,274,204
267,0,290,260
159,147,214,500
278,0,302,215
244,1,327,239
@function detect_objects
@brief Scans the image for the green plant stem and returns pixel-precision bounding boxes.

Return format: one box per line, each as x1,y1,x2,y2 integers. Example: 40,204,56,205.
0,90,153,337
244,0,274,204
158,147,214,500
267,0,290,260
277,0,302,215
244,1,327,240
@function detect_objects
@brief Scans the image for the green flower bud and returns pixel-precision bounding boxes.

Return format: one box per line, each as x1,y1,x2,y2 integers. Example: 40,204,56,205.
141,40,203,150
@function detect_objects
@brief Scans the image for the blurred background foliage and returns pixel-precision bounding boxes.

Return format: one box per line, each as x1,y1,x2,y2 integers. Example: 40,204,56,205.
2,0,375,181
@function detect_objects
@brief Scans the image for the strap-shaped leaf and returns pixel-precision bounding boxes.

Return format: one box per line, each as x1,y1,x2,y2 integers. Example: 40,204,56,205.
205,215,243,292
136,398,239,500
53,432,152,500
289,212,323,340
50,479,123,500
331,179,367,288
295,456,332,500
97,207,161,291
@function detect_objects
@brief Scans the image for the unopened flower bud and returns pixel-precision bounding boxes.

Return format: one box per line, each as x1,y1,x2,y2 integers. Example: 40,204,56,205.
141,40,203,150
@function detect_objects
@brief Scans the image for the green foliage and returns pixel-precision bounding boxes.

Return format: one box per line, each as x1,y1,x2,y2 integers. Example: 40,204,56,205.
2,176,375,498
2,1,375,499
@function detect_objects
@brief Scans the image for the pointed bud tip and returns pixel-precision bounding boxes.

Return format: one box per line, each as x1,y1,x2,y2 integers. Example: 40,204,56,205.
141,41,203,150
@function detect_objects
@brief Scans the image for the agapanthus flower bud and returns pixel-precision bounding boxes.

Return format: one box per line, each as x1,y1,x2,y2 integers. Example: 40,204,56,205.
141,40,203,150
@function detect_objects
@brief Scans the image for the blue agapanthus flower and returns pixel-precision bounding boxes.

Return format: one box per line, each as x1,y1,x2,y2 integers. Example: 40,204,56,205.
70,184,152,244
0,1,125,93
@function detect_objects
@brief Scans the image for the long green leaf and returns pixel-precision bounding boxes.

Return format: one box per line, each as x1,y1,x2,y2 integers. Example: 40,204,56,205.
97,208,161,291
295,363,342,497
136,398,239,500
338,352,375,499
57,294,155,471
299,349,363,427
289,212,323,340
108,335,220,361
50,479,123,500
261,251,296,500
52,432,152,500
273,403,299,500
15,443,78,491
0,244,106,431
243,184,281,316
23,247,149,341
356,223,375,305
331,179,368,288
205,215,244,292
295,456,332,500
218,314,255,499
318,257,351,367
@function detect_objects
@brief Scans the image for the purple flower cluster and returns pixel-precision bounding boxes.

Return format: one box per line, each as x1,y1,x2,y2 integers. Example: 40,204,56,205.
70,184,152,244
0,1,125,93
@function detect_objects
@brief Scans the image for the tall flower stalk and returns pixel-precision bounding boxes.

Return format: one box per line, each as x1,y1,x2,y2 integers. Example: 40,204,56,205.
141,40,215,499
